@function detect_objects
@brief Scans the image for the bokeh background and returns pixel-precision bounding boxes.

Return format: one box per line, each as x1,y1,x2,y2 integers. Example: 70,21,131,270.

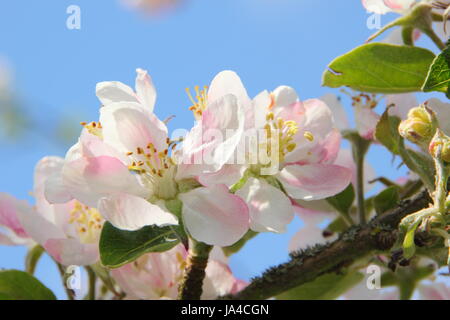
0,0,443,299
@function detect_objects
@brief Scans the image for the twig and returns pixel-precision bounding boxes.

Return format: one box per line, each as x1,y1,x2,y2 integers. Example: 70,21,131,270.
221,190,432,300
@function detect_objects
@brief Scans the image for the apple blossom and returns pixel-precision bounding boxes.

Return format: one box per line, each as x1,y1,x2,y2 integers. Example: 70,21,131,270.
1,156,102,266
111,244,245,299
45,69,250,247
0,193,32,246
122,0,182,15
177,71,352,234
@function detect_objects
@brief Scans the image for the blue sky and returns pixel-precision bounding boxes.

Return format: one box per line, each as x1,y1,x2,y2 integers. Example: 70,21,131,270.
0,0,443,299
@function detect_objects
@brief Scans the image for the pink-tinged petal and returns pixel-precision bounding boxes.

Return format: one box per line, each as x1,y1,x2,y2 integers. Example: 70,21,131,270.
100,102,168,154
202,260,238,299
44,238,98,266
291,199,335,224
98,193,178,231
179,185,249,246
16,202,65,246
34,156,64,190
315,129,342,164
62,156,147,208
236,178,294,233
231,279,248,294
320,94,349,131
0,193,30,239
303,99,334,139
362,0,414,14
176,94,245,178
44,174,73,205
96,81,138,106
207,70,250,107
198,164,246,187
387,93,417,119
355,105,380,140
334,149,376,192
278,164,352,201
135,68,156,113
289,225,336,252
272,86,299,107
0,233,16,246
273,102,306,129
419,283,450,300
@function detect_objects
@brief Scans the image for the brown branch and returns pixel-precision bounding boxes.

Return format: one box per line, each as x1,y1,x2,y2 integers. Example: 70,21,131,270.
178,241,213,300
222,190,432,300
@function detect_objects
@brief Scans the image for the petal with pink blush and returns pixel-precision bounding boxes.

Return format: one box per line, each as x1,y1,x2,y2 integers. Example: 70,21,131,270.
62,156,147,208
419,283,450,300
278,164,352,201
98,193,178,231
354,105,380,140
96,81,138,106
100,102,168,154
202,260,237,299
44,238,99,266
135,68,156,112
198,164,246,187
303,99,334,139
179,185,249,246
236,178,294,233
0,193,30,239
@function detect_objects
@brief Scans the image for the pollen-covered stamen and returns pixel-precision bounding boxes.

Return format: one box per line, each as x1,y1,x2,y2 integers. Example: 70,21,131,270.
69,201,104,244
262,112,300,164
80,121,103,138
186,85,208,120
342,90,379,110
125,139,179,199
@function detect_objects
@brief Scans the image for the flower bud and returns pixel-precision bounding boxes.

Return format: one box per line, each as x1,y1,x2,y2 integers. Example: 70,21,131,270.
429,130,450,162
398,105,438,146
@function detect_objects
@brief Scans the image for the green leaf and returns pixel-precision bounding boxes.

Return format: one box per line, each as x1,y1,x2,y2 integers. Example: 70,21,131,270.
100,222,180,268
0,270,56,300
277,272,364,300
375,112,402,155
422,46,450,98
403,218,422,259
373,186,400,215
322,43,435,93
326,184,355,215
325,217,348,234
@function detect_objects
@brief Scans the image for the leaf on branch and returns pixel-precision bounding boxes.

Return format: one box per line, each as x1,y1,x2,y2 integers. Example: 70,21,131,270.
422,45,450,98
0,270,56,300
99,222,180,268
322,43,435,93
276,271,364,300
373,186,400,215
326,184,355,216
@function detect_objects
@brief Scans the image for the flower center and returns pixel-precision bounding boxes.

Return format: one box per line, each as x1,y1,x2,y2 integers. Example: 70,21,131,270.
69,201,103,244
186,85,208,120
126,139,179,200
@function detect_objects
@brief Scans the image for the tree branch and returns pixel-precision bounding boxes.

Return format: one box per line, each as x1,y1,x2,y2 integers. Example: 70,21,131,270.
221,190,432,300
178,240,212,300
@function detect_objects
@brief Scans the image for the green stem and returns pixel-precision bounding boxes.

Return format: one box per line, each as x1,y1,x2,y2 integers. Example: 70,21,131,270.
434,146,448,214
25,245,44,275
422,27,446,50
178,240,213,300
350,135,370,225
85,267,96,300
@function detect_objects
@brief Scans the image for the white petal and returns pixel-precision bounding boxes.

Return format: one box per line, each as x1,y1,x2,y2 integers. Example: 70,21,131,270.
96,81,138,106
236,178,294,233
98,193,178,231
